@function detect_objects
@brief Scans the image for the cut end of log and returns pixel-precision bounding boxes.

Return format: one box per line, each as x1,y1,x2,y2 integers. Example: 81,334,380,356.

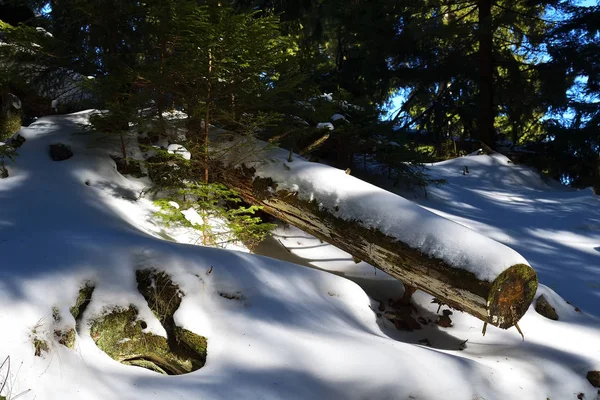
486,263,538,329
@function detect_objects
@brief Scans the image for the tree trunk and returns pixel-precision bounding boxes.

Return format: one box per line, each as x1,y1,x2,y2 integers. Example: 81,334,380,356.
215,149,537,330
478,0,495,148
205,49,212,185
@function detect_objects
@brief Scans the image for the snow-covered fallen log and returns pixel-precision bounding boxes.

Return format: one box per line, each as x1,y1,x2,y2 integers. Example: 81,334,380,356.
215,136,538,329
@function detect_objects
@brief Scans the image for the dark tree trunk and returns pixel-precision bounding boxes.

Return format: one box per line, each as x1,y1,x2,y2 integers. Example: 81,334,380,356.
478,0,495,148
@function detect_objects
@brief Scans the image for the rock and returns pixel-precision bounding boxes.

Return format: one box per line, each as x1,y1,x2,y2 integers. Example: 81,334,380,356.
6,133,26,148
49,143,73,161
89,269,208,375
587,371,600,387
70,283,95,322
535,295,558,320
383,308,422,331
55,328,76,349
0,165,7,179
436,309,453,328
33,338,48,357
110,155,144,178
90,306,204,375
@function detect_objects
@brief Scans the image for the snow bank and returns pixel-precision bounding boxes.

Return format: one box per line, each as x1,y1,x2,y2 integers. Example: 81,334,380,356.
418,151,600,316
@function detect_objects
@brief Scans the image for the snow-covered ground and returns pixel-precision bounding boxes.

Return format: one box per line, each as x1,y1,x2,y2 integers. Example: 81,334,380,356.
420,154,600,317
0,112,599,399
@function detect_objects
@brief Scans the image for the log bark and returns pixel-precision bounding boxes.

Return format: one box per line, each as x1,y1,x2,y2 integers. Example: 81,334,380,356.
215,155,537,329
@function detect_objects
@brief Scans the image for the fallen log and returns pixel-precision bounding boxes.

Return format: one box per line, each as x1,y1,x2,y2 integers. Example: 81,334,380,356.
215,137,538,329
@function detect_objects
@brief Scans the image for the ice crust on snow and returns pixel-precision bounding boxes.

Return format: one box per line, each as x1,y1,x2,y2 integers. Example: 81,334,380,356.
252,145,529,281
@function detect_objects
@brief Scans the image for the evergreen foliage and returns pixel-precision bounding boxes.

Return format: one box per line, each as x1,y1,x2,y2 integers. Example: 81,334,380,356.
3,0,599,196
154,183,275,249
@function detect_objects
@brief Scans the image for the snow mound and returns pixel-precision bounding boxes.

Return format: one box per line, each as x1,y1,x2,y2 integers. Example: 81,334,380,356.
418,152,600,316
430,153,551,191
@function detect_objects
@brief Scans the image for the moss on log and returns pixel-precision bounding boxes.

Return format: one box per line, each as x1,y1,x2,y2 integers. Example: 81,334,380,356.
219,164,537,329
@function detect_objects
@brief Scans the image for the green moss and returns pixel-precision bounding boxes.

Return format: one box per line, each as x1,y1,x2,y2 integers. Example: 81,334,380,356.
0,111,21,141
124,358,168,375
136,269,182,326
33,338,48,357
55,328,76,349
90,305,206,375
174,326,208,359
70,283,95,321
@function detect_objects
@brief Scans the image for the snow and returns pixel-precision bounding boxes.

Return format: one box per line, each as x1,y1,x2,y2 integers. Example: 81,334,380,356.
316,122,334,131
331,113,346,122
0,112,599,400
181,207,204,225
35,27,53,38
417,152,600,316
310,93,333,102
167,144,191,160
251,143,528,282
7,94,21,110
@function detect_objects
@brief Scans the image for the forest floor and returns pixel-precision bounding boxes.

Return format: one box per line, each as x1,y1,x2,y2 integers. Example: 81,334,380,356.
0,111,599,400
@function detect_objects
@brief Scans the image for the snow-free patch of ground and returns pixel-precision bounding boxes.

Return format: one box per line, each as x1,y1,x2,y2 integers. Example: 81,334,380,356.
0,112,598,399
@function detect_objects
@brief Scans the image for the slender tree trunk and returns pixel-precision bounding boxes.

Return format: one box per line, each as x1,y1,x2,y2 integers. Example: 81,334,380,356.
157,37,166,136
120,133,127,162
202,49,213,246
478,0,495,148
335,26,344,71
205,49,212,185
434,82,447,158
230,79,237,121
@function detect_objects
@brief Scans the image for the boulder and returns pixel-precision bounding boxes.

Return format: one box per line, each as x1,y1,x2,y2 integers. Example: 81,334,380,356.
587,371,600,387
7,133,26,148
534,295,558,321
